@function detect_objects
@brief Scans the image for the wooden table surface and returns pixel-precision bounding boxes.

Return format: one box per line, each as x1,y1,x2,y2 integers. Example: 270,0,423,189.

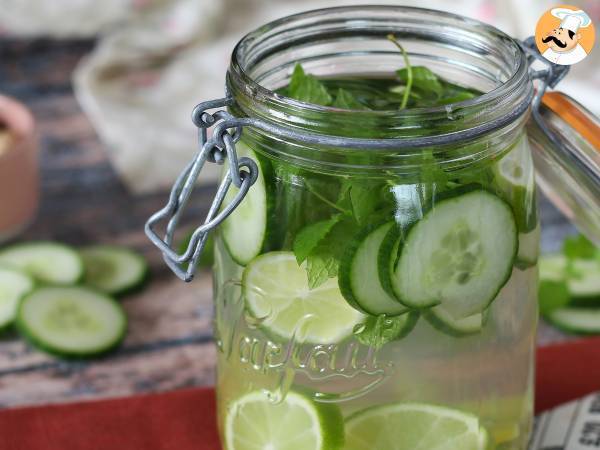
0,39,578,410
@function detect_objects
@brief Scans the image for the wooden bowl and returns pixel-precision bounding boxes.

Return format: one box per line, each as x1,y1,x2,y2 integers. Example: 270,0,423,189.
0,95,39,243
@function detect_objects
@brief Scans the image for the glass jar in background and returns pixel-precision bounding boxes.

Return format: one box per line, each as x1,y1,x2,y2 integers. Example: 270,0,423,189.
146,6,600,450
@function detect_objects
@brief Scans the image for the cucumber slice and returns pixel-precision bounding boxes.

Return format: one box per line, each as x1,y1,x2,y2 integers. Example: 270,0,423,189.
16,286,127,358
515,223,540,270
540,254,600,305
0,267,34,330
425,305,484,337
339,222,408,316
393,188,517,318
494,137,537,233
242,252,364,343
221,141,269,266
0,242,83,285
545,307,600,335
80,246,148,296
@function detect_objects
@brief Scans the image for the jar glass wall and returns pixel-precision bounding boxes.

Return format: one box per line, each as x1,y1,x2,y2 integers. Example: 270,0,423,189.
214,6,537,450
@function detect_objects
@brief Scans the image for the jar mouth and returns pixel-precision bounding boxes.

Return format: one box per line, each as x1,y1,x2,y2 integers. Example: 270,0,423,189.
227,5,533,143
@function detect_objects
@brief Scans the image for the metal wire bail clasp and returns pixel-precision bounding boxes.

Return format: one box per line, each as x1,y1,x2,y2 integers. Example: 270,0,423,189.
144,97,259,282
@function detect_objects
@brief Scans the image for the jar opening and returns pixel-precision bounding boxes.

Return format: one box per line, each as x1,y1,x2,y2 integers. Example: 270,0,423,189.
227,5,532,143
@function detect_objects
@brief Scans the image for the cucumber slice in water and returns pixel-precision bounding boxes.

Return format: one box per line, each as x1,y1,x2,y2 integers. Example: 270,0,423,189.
16,286,127,358
0,242,83,285
0,267,34,330
242,252,364,343
345,402,489,450
393,188,517,318
540,254,600,305
339,222,408,316
515,223,540,270
225,389,344,450
425,306,484,337
494,137,537,233
81,246,148,296
545,307,600,335
221,141,268,266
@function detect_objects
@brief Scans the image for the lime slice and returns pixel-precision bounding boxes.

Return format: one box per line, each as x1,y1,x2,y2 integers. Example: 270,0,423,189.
225,390,344,450
242,252,364,343
345,403,489,450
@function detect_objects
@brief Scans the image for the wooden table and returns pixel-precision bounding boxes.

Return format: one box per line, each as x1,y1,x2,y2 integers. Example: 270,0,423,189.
0,39,577,410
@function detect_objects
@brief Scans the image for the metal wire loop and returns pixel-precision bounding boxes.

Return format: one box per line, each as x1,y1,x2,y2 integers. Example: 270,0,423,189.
144,101,260,281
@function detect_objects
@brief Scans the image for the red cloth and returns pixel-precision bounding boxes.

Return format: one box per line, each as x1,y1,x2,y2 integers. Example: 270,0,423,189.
1,337,599,450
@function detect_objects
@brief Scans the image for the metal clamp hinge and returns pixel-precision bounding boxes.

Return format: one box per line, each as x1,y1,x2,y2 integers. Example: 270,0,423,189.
144,96,258,281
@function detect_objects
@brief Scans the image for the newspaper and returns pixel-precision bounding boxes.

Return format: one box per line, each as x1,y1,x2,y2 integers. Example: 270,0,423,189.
530,392,600,449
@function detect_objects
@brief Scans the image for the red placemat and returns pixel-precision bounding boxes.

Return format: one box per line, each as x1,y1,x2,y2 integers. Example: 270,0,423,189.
1,337,600,450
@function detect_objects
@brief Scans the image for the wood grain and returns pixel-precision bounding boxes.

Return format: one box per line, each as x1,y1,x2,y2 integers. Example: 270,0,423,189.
0,38,578,410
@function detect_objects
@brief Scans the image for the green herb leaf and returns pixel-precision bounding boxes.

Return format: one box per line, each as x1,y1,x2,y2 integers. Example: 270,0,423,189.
332,88,368,110
539,280,570,316
563,234,597,260
396,66,443,98
288,63,332,106
349,184,380,226
293,215,341,265
355,315,412,349
437,91,476,105
306,253,338,289
304,218,359,289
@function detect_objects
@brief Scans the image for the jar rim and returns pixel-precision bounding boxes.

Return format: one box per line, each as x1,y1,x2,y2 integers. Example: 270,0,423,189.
227,5,533,144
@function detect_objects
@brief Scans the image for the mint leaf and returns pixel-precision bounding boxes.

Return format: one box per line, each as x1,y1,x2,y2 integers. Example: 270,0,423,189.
293,215,341,265
332,88,368,110
304,218,359,289
396,66,442,98
288,63,332,106
349,184,380,226
563,234,597,260
539,280,570,316
355,315,411,349
306,253,338,289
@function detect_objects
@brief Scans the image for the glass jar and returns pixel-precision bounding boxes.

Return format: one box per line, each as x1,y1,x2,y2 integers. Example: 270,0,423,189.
145,5,600,450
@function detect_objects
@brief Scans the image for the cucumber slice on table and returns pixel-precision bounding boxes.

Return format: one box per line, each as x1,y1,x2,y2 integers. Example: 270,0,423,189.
339,221,408,316
425,306,484,337
0,267,34,330
545,307,600,335
80,246,148,296
494,137,537,233
225,389,344,450
392,188,517,318
221,142,269,266
16,286,127,358
0,242,83,285
345,402,489,450
242,252,364,343
540,254,600,305
516,223,540,270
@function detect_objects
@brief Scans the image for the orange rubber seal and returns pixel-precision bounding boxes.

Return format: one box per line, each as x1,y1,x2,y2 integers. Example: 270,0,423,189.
542,91,600,152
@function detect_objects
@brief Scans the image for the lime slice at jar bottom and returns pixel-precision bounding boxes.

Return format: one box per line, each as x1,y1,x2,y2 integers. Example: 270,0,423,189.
225,390,344,450
242,252,364,343
345,403,489,450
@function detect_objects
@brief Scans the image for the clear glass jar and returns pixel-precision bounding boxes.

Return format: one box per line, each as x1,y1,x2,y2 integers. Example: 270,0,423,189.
214,6,538,450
